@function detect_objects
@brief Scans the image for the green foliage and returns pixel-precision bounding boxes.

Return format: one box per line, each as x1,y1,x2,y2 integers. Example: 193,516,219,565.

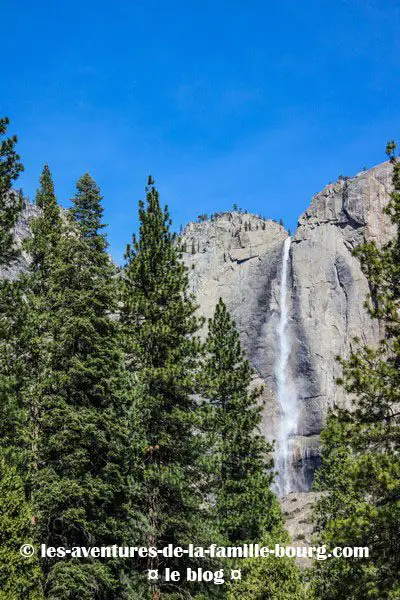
0,282,30,598
0,166,60,473
21,173,139,598
0,457,43,600
0,117,24,263
18,166,64,485
227,532,307,600
0,278,28,455
312,146,400,599
0,118,36,598
122,178,220,597
26,165,62,285
200,298,282,544
44,561,116,600
70,172,107,246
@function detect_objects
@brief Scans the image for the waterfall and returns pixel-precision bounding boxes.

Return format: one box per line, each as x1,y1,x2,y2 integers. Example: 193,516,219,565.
274,236,298,497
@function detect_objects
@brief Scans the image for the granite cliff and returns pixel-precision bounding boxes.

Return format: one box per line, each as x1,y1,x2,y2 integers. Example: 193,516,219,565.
181,161,395,490
0,195,39,280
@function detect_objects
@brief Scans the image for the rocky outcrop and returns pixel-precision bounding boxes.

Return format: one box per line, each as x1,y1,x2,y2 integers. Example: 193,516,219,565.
182,161,395,489
281,491,325,566
0,196,39,280
296,162,395,247
291,162,394,436
182,213,288,451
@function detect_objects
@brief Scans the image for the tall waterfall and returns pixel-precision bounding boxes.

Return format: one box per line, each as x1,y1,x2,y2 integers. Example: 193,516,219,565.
274,236,298,497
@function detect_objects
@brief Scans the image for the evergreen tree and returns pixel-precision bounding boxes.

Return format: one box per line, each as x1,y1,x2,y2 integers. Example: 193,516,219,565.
0,117,24,263
0,290,39,600
0,120,25,457
28,173,138,598
0,457,43,599
0,118,41,598
20,166,64,480
227,533,307,600
28,165,62,286
312,145,400,599
201,300,305,598
200,298,282,544
0,166,54,470
0,279,28,454
121,177,215,598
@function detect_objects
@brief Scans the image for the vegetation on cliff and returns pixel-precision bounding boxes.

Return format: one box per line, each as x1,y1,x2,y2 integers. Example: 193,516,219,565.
313,144,400,599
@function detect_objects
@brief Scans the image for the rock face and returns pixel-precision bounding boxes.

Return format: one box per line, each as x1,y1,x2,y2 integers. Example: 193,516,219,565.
291,163,394,436
0,196,39,280
182,161,395,490
281,492,325,566
182,213,288,456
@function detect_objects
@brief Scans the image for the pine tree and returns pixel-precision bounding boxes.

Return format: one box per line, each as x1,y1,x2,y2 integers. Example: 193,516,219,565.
28,174,139,598
28,165,62,286
227,533,307,600
0,117,24,263
19,166,64,481
0,119,42,598
202,300,306,598
0,120,25,455
0,322,44,600
121,178,215,598
312,145,400,599
0,457,43,599
200,298,282,544
0,130,29,455
0,279,28,454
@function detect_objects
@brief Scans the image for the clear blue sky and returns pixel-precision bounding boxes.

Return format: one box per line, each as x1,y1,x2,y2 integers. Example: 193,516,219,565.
1,0,399,263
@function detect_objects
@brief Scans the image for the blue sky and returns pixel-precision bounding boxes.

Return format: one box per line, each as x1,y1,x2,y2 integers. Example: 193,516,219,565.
1,0,399,263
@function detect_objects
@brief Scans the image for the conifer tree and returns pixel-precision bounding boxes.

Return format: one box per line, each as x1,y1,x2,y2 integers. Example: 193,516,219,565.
201,300,306,598
0,121,28,453
227,532,307,600
29,174,138,598
121,178,215,598
0,119,42,598
0,117,24,263
0,457,43,599
200,298,282,544
313,145,400,599
1,164,62,496
0,120,25,455
28,165,62,285
19,166,64,481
